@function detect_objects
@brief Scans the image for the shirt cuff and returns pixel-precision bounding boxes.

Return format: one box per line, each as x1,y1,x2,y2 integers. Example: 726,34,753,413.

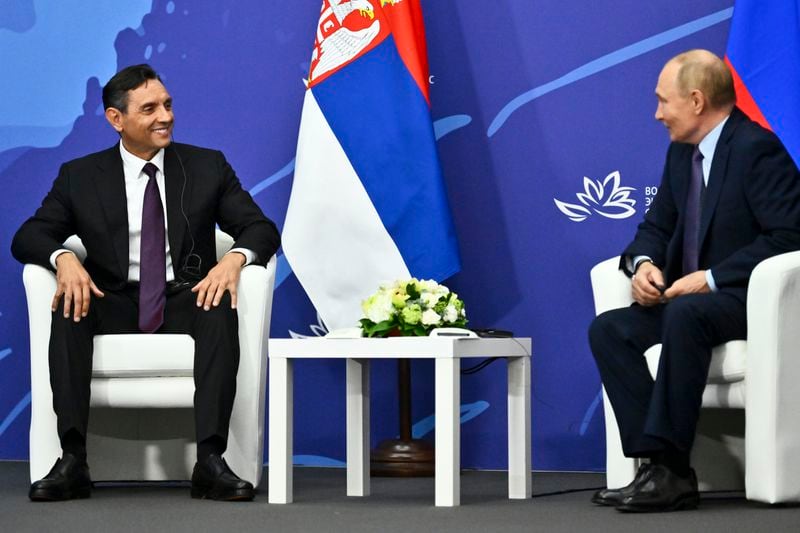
227,247,256,266
630,255,653,273
705,269,718,292
50,249,75,269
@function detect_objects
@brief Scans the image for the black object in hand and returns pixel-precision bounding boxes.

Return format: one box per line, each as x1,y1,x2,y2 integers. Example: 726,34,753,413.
651,281,667,294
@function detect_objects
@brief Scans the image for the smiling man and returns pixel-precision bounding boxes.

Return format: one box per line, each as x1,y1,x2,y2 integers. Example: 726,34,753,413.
588,50,800,512
12,64,280,502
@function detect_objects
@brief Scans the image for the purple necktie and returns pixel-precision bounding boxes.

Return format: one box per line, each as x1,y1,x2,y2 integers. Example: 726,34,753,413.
682,147,705,275
139,162,166,333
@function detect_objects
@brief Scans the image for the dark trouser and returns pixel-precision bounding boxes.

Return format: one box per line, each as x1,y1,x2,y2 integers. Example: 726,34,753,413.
48,284,239,450
588,292,746,457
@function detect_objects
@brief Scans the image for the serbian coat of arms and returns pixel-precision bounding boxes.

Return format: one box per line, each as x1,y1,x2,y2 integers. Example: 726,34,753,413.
309,0,402,86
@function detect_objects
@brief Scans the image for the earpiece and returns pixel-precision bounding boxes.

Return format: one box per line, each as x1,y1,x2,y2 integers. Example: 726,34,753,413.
171,141,202,281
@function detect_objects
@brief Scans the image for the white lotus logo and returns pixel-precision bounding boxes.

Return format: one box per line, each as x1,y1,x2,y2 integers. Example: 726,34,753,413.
554,171,637,222
289,312,329,339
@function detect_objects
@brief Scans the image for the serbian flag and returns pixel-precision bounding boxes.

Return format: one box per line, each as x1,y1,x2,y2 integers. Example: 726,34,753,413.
283,0,461,331
725,0,800,165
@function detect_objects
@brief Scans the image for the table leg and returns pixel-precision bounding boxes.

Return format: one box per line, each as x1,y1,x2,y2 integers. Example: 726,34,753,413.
346,358,370,496
507,355,531,499
435,357,460,507
268,357,293,504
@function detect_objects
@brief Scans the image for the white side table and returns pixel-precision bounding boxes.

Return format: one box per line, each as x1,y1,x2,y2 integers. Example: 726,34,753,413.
267,336,532,507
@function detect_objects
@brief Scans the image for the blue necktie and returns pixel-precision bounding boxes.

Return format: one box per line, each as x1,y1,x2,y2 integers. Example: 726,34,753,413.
682,147,705,275
139,162,166,333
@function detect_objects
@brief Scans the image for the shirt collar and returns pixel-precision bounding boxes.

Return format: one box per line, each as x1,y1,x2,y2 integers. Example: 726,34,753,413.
118,141,165,177
697,114,729,161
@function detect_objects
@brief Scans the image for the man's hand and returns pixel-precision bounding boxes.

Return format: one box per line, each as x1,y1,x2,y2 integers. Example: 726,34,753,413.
663,270,710,300
53,252,105,322
631,261,666,306
191,252,246,310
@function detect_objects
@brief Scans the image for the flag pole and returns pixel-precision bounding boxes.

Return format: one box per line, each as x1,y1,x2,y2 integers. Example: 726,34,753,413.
370,359,435,476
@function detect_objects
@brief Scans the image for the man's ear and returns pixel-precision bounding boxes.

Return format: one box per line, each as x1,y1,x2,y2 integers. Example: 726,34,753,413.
104,107,124,133
690,89,706,115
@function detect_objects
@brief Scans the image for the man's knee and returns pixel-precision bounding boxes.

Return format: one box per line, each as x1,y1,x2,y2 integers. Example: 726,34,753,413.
50,298,92,333
196,292,238,325
589,308,632,343
662,295,705,330
589,310,626,358
589,313,610,348
52,297,70,318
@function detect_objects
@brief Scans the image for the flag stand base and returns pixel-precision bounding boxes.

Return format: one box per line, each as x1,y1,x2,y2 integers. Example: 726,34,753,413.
370,359,435,477
371,438,434,477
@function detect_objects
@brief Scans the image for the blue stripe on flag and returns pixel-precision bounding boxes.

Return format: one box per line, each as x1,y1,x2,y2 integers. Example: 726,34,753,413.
311,37,460,281
727,0,800,162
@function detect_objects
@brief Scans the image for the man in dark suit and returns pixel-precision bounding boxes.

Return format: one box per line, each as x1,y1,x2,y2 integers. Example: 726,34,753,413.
11,64,280,502
589,50,800,512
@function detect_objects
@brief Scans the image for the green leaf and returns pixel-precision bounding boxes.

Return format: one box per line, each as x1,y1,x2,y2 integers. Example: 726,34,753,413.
362,319,397,338
406,282,420,300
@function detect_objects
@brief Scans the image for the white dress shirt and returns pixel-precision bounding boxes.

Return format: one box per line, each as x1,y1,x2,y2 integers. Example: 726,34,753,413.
119,143,175,282
697,115,729,187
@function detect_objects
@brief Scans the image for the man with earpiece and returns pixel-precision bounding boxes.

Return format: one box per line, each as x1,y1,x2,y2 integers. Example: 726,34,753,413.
11,64,281,502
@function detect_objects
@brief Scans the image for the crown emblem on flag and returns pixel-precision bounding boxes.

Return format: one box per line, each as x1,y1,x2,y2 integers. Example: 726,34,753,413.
309,0,403,85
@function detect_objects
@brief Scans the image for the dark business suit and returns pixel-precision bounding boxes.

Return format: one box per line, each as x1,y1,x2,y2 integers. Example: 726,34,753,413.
590,108,800,456
11,142,280,446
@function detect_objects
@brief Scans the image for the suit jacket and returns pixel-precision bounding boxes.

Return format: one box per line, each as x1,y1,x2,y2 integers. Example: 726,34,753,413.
621,107,800,303
11,142,281,291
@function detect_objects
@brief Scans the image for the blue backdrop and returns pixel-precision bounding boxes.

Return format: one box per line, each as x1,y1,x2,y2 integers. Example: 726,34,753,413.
0,0,732,471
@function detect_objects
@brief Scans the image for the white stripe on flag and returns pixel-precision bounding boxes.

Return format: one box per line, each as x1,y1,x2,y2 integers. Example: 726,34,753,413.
283,90,411,331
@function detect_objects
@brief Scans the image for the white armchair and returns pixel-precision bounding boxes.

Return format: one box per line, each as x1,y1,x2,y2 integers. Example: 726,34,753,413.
590,253,800,503
23,230,276,486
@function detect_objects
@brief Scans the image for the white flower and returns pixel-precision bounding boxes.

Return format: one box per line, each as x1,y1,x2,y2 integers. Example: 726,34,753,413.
421,291,441,308
421,309,441,326
443,305,458,323
362,291,394,323
421,279,439,291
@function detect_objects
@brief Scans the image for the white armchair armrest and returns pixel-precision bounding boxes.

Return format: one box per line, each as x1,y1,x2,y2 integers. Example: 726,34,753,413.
590,256,632,315
744,250,800,502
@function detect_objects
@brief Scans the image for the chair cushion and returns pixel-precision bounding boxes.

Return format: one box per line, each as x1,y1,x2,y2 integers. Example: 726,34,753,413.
92,334,195,378
643,340,746,384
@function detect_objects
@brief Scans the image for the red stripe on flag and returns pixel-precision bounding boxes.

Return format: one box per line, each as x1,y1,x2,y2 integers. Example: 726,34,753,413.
383,0,430,104
724,56,772,132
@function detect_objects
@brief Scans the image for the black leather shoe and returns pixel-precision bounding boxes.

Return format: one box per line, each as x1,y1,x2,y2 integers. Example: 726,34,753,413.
591,463,653,506
616,465,699,512
191,454,255,501
29,454,91,501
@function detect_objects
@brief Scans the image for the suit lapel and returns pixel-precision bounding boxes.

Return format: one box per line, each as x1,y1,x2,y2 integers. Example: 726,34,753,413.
698,109,743,249
93,146,130,280
164,145,189,271
698,142,729,247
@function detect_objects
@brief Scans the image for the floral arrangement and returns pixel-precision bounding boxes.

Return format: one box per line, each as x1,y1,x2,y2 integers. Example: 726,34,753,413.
360,278,467,337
